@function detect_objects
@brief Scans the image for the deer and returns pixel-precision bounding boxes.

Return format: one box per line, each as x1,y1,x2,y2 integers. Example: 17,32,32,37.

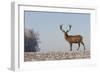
60,24,85,51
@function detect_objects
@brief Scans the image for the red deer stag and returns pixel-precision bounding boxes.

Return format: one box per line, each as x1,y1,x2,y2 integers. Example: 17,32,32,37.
60,24,85,51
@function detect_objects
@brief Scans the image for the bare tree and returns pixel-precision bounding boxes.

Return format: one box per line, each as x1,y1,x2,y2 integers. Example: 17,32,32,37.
24,29,40,52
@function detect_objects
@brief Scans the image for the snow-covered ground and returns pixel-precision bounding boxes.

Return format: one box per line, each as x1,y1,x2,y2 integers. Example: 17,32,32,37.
24,50,90,62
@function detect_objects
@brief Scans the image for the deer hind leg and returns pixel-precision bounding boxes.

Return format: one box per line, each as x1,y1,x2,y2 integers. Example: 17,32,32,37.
77,43,80,51
81,41,85,51
70,43,72,51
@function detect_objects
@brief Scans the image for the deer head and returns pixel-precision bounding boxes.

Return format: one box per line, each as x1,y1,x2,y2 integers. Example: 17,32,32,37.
60,24,72,37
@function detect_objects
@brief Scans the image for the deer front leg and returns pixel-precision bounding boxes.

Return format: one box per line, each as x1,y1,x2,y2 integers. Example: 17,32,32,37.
70,43,72,51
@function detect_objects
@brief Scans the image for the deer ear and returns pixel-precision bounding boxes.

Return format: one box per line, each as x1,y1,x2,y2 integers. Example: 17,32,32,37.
66,31,68,33
66,28,69,33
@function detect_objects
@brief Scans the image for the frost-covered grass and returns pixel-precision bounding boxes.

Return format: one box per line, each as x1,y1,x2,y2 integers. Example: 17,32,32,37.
24,50,90,62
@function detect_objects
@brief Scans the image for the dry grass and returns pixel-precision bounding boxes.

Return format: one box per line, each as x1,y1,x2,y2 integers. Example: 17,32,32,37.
24,50,90,62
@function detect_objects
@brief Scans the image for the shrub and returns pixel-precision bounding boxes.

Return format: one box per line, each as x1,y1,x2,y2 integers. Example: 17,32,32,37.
24,29,40,52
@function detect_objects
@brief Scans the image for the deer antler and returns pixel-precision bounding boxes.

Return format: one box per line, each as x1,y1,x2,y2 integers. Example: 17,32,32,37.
60,24,65,32
66,24,72,32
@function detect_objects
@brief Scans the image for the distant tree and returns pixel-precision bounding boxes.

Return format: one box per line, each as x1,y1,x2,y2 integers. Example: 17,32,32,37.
24,29,40,52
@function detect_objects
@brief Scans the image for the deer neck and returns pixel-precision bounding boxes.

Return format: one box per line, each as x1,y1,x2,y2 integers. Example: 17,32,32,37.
64,33,69,38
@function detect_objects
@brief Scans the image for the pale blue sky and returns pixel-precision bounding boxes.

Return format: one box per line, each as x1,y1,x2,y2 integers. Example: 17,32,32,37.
24,11,90,52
